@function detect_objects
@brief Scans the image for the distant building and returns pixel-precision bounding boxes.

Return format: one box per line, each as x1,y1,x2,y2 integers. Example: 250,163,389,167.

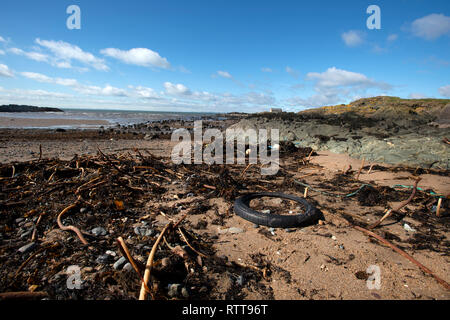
270,108,283,113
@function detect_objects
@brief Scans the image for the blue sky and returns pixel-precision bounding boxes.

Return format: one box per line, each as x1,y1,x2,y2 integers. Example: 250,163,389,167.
0,0,449,112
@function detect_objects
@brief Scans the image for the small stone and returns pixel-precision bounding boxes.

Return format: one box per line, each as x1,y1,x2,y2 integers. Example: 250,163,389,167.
181,287,189,298
269,227,276,236
253,224,260,228
261,209,271,214
15,218,24,224
105,250,116,257
228,227,244,234
113,256,127,270
20,229,33,239
18,242,36,254
91,227,107,236
80,208,87,214
122,263,133,272
331,235,337,241
318,220,325,225
168,284,181,297
284,228,296,233
96,254,114,264
236,275,245,286
134,226,154,237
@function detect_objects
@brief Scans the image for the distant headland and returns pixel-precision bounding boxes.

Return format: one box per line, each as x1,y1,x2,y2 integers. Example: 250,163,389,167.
0,104,64,112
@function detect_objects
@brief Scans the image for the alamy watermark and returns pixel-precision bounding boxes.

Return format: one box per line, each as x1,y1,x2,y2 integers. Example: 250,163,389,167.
66,5,81,30
171,121,279,175
366,5,381,30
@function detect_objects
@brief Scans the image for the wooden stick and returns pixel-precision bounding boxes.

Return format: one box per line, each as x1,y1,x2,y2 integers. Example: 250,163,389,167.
39,144,42,161
367,164,374,175
436,198,442,217
306,149,314,162
354,225,450,291
139,222,172,300
355,158,365,180
303,187,308,198
116,237,151,294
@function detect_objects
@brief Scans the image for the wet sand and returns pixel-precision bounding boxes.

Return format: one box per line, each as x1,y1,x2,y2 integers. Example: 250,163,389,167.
0,117,110,128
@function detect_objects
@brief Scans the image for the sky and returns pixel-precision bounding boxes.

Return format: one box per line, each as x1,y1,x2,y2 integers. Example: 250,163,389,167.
0,0,449,112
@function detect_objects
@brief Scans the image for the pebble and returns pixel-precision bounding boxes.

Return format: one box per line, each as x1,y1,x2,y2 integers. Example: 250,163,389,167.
113,257,127,270
218,227,244,234
331,235,337,241
91,227,107,236
269,227,276,236
284,228,296,233
236,275,245,286
134,226,154,237
18,242,36,254
96,254,114,264
181,287,189,298
15,218,24,224
80,208,88,214
168,284,181,297
20,229,32,239
261,209,271,214
253,224,260,228
122,263,133,272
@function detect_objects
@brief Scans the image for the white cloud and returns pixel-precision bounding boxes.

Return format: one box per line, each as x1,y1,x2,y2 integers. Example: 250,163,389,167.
408,92,427,99
0,64,14,77
74,84,127,97
0,36,5,43
341,30,365,47
411,14,450,40
21,72,52,82
439,85,450,97
0,87,72,99
306,67,390,90
261,67,273,73
216,70,233,79
9,48,49,62
164,82,191,95
0,50,4,55
101,48,170,69
131,85,159,99
387,34,398,42
286,66,299,78
36,38,109,71
285,67,392,108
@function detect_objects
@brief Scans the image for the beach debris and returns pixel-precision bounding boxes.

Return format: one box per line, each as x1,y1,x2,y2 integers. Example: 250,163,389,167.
403,223,416,233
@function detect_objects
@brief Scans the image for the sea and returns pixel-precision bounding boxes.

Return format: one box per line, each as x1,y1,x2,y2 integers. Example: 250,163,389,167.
0,108,222,129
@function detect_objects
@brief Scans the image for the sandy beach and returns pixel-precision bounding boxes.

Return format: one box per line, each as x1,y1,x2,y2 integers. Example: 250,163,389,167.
0,117,110,128
0,119,448,300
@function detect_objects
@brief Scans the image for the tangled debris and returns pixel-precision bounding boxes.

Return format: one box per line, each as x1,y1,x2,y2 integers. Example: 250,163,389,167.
0,140,449,299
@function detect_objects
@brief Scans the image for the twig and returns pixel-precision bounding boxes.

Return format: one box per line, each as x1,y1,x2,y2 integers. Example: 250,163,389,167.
355,158,365,180
240,163,252,177
139,222,172,300
56,200,89,245
11,165,15,179
39,144,42,161
367,164,374,175
368,178,421,229
178,227,208,258
303,187,308,198
116,237,151,294
353,225,450,291
436,198,442,217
